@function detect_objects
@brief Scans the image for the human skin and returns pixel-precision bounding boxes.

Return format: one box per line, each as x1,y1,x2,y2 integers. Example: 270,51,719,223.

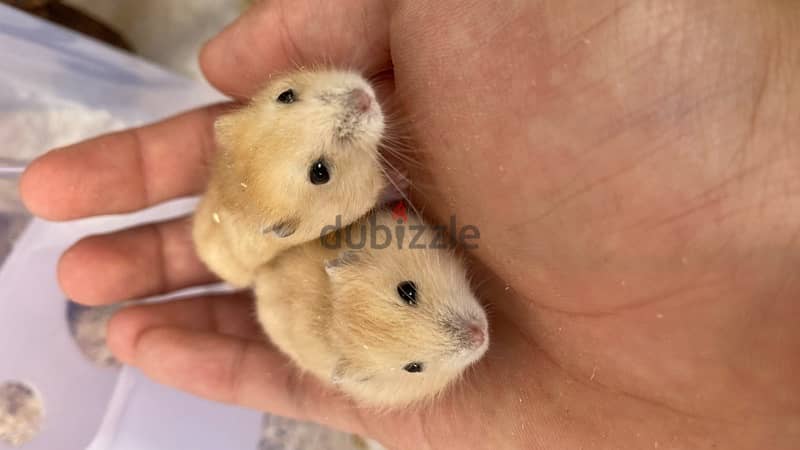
19,0,800,449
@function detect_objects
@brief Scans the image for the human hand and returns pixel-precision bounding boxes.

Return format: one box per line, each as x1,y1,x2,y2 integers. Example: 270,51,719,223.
20,1,800,448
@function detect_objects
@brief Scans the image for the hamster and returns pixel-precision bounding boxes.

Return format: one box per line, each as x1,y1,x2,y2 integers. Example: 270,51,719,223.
193,69,389,287
253,209,489,407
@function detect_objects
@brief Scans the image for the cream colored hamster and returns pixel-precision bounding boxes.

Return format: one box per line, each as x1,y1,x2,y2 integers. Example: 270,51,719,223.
253,209,489,407
193,69,388,287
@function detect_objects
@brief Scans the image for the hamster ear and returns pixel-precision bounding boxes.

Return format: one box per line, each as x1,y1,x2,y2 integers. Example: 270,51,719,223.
331,358,372,384
262,218,298,238
324,250,360,277
331,358,349,384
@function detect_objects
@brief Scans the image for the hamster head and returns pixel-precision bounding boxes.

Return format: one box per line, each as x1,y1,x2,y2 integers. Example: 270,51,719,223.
213,69,387,240
323,211,489,406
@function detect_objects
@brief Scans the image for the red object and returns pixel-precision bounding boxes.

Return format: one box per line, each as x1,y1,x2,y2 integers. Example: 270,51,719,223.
391,201,408,223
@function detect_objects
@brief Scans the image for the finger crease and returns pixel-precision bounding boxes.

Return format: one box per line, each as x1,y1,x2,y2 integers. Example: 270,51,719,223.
150,223,171,294
349,403,371,438
131,127,153,207
226,338,251,406
275,1,307,67
283,368,309,420
199,106,222,167
207,297,224,334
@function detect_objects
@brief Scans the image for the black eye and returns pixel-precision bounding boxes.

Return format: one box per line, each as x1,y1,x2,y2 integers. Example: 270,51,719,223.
277,89,295,104
403,362,424,373
396,281,418,306
309,159,330,185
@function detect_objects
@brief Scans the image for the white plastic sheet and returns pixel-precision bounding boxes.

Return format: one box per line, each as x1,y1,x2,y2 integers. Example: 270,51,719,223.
0,4,264,449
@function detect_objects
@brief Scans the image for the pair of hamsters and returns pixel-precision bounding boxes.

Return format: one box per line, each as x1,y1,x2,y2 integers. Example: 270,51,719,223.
192,70,489,407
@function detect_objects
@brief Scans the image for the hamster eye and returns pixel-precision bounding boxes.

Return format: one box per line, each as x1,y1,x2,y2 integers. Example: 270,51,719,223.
309,159,330,185
277,89,295,104
403,362,424,373
396,281,418,306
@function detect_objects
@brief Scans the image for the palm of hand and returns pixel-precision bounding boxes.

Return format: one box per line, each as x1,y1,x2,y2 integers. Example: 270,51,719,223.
20,1,799,449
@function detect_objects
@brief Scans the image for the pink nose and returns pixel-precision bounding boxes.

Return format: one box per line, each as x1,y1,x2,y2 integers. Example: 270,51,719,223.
349,88,372,113
467,322,486,348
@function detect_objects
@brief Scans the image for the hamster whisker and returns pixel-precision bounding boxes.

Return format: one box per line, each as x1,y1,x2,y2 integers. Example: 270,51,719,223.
481,301,497,318
470,276,491,292
373,149,413,184
378,146,425,170
378,131,413,147
287,56,308,74
378,140,415,156
367,150,423,218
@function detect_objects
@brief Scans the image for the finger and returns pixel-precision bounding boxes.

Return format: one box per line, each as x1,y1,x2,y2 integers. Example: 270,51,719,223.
200,0,391,99
20,104,229,221
107,293,262,363
121,326,371,435
59,217,216,304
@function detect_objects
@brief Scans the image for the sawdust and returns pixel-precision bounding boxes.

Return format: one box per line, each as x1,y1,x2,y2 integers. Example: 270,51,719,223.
0,381,43,447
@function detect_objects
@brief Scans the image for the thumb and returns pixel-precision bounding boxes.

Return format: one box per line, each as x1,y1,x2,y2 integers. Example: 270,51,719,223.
200,0,392,99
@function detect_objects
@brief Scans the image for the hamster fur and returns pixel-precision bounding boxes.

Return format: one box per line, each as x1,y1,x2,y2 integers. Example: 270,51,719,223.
253,209,489,407
193,70,388,286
